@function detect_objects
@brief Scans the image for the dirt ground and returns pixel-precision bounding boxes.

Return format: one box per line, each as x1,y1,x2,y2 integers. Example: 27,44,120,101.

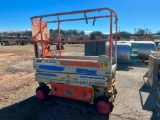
0,44,160,120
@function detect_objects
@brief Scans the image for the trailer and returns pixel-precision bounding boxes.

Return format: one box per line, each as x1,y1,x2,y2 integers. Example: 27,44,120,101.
30,7,118,115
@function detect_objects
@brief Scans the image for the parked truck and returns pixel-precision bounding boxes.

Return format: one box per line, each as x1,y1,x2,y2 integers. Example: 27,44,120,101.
30,7,118,115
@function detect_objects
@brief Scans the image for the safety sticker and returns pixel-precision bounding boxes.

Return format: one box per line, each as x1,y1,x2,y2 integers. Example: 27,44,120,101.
100,62,109,68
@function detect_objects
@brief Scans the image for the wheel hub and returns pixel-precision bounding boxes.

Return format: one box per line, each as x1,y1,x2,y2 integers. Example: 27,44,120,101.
96,101,111,114
36,90,44,100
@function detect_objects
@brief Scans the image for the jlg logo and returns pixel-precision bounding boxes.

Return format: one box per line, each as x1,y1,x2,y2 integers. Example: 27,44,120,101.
65,89,74,95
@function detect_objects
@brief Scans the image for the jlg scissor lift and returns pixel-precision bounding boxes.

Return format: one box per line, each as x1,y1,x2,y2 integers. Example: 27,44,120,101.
30,7,118,115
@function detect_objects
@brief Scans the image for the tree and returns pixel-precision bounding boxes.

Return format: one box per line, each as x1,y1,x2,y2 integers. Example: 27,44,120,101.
79,30,85,36
65,30,73,36
16,33,21,39
73,29,78,36
90,31,103,40
90,32,96,40
61,29,66,37
135,29,145,36
92,31,103,36
49,29,58,40
113,34,121,40
156,31,160,35
145,28,152,35
25,30,32,37
118,31,131,39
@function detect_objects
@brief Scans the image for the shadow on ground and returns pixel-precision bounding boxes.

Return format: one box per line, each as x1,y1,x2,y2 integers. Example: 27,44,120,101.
0,96,109,120
139,84,160,120
117,61,148,71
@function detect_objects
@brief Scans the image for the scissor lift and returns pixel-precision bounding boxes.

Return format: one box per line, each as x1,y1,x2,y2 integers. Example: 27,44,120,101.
31,7,118,115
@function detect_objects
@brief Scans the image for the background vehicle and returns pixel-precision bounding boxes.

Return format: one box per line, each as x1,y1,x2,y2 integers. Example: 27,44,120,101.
0,41,12,46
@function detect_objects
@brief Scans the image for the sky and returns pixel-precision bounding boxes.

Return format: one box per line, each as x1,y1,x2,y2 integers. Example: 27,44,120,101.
0,0,160,34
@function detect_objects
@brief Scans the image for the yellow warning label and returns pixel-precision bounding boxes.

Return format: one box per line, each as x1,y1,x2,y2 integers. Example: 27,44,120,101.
100,62,109,68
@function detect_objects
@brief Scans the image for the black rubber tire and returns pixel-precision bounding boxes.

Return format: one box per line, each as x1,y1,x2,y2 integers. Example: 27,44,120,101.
114,87,117,96
158,64,160,81
94,96,114,115
115,88,117,95
36,85,50,100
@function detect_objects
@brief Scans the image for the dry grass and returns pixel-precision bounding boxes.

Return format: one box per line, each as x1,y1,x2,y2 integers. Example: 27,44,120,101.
0,44,83,102
0,45,34,61
50,44,84,56
0,45,35,102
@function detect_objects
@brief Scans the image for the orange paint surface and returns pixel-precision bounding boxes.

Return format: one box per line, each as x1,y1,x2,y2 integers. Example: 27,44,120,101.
43,43,50,57
32,20,50,57
51,83,93,102
60,60,101,68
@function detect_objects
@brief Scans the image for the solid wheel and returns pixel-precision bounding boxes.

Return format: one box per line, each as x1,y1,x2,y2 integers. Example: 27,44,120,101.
36,85,50,100
95,96,114,115
36,89,45,100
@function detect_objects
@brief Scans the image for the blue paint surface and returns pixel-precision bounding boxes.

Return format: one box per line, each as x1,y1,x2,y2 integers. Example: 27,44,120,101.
38,73,57,77
76,68,97,75
38,65,65,71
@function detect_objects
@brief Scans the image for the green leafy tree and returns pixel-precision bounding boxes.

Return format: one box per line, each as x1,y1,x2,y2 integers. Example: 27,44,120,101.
79,30,85,36
90,32,96,40
119,31,131,39
92,31,103,36
135,29,145,36
145,28,152,35
90,31,103,40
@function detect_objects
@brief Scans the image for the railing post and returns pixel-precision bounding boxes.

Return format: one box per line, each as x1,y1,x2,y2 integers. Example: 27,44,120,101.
115,16,118,64
39,17,44,58
109,10,113,59
58,21,61,56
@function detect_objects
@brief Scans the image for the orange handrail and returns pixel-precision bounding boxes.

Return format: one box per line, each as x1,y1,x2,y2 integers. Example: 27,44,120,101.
30,7,118,60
